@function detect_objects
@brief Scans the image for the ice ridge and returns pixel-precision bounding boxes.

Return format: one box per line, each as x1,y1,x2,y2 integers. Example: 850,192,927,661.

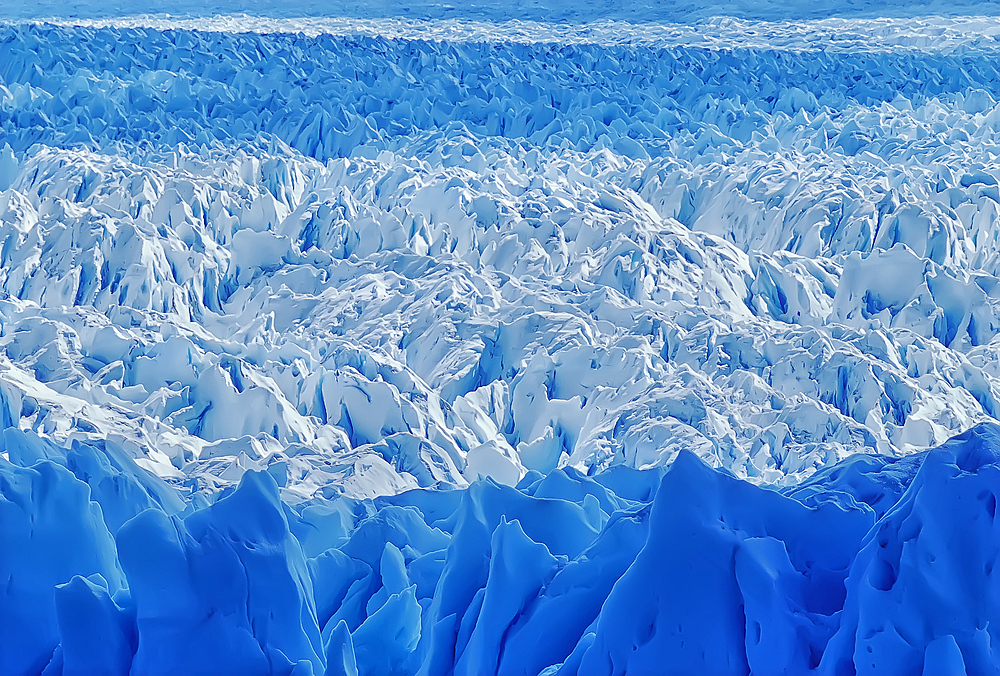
5,422,1000,674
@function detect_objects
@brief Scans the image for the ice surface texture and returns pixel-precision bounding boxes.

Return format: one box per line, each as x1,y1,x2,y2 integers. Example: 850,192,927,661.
5,422,1000,674
5,19,1000,496
2,7,1000,674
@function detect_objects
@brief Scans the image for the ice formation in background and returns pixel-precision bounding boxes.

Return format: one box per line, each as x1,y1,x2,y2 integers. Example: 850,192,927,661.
2,4,1000,674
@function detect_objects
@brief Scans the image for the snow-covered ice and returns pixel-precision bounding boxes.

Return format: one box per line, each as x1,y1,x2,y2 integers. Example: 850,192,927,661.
2,1,1000,673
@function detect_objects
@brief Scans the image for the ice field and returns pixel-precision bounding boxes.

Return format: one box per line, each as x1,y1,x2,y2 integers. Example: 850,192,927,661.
3,1,1000,673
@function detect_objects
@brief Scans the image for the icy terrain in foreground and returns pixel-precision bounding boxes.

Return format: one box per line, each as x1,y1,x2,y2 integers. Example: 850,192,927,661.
4,5,1000,674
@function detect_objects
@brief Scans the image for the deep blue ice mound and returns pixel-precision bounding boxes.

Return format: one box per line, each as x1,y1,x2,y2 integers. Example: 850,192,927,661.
3,424,1000,675
819,424,1000,676
0,456,124,676
117,470,325,676
573,448,872,675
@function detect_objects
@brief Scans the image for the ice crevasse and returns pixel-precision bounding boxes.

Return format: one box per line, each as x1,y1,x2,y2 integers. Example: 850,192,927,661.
3,6,1000,675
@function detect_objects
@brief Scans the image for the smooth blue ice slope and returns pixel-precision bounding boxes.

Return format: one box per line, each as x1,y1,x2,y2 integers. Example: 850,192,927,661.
3,3,1000,674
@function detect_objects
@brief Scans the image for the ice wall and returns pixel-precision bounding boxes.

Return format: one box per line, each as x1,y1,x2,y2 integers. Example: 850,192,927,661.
5,422,1000,674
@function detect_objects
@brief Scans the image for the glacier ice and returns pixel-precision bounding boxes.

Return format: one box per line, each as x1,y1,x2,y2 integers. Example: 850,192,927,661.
2,3,1000,674
6,420,1000,674
6,17,1000,495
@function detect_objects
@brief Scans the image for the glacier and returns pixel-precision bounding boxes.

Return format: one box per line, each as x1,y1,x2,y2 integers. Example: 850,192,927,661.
2,2,1000,674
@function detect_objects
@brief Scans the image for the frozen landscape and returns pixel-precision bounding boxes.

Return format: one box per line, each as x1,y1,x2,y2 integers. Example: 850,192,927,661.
3,0,1000,673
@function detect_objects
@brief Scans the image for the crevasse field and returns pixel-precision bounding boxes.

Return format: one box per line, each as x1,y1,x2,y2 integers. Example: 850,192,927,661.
3,0,1000,673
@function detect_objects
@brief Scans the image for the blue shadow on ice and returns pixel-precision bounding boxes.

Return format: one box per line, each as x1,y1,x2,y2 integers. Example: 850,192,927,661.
2,422,1000,674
